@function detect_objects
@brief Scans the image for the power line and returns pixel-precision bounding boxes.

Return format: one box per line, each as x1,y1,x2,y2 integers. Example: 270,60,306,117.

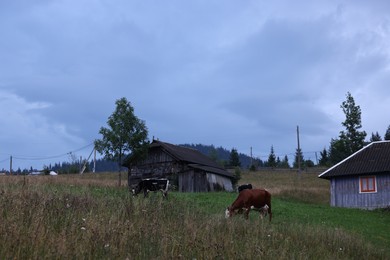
11,142,95,161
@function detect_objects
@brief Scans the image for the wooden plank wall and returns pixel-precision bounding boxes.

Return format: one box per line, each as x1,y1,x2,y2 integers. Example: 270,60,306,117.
331,174,390,209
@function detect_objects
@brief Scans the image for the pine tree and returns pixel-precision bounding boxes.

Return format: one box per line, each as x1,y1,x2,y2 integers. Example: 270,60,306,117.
293,148,304,169
229,148,241,167
318,148,329,166
385,125,390,140
267,146,277,168
328,92,367,164
339,92,367,154
370,132,382,142
278,155,290,168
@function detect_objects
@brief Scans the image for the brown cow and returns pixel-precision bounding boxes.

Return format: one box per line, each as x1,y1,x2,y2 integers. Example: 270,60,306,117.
225,188,272,221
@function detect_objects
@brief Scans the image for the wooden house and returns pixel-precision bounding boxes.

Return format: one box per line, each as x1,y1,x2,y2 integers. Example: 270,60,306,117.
124,140,234,192
319,141,390,209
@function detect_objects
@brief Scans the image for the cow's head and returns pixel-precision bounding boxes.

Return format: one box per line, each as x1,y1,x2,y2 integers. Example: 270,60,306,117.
131,185,141,196
225,207,233,218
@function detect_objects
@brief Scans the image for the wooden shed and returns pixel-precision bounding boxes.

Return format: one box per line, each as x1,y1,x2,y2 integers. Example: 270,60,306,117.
124,140,234,192
319,141,390,209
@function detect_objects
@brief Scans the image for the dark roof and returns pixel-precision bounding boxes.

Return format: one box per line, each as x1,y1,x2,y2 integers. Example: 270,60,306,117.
319,141,390,179
150,140,233,178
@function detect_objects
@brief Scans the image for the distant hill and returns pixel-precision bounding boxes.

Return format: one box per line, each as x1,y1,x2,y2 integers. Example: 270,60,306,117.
180,143,263,169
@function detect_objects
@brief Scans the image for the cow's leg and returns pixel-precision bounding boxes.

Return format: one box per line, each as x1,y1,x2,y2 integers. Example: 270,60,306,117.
143,188,149,198
268,205,272,222
260,205,269,219
244,208,250,219
161,190,168,199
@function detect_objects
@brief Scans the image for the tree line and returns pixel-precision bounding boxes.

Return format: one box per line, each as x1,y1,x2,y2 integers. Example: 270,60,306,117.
86,93,390,180
261,92,390,169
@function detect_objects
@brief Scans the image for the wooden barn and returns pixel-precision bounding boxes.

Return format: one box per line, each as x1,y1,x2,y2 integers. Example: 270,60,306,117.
124,140,234,192
319,141,390,209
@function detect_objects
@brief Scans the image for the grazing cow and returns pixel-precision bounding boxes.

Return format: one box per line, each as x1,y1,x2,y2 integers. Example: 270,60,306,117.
132,178,169,198
237,183,252,193
225,188,272,221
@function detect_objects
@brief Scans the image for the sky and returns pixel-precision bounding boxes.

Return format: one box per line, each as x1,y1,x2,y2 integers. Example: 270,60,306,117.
1,0,389,171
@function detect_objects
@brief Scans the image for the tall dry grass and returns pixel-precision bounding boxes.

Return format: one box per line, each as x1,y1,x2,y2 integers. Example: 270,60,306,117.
0,173,387,259
239,169,330,204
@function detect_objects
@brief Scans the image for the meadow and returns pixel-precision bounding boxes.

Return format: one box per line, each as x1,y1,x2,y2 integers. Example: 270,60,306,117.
0,170,389,259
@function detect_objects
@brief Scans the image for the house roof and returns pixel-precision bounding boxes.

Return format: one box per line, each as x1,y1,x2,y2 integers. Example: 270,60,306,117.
319,141,390,179
150,140,234,178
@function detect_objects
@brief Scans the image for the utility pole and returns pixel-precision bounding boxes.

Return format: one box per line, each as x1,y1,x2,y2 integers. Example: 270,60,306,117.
297,125,301,174
93,148,96,173
250,146,253,168
10,156,12,175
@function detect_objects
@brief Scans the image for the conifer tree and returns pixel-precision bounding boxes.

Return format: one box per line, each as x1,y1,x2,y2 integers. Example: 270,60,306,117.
267,146,277,168
370,132,382,142
328,92,367,164
293,148,304,169
229,148,241,167
384,125,390,140
318,148,329,166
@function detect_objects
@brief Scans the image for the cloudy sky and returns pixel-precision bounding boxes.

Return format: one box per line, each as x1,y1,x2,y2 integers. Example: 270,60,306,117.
1,0,389,170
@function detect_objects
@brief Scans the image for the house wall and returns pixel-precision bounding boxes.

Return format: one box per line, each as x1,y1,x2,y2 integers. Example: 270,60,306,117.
330,174,390,209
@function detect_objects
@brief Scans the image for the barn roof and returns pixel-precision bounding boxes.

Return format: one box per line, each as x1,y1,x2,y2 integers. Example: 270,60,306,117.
319,141,390,180
150,140,234,178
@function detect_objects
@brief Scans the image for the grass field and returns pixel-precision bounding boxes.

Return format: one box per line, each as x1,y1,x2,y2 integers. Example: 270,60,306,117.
0,171,389,259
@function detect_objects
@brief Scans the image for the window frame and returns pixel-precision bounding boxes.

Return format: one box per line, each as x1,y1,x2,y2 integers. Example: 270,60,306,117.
359,176,377,193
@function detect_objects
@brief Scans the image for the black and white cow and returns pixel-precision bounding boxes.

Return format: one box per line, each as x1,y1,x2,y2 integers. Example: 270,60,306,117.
237,183,253,193
132,178,170,198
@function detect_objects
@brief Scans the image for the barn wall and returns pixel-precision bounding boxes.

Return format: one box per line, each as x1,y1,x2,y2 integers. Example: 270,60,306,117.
128,148,178,186
206,173,233,192
330,174,390,209
178,170,208,192
178,170,233,192
129,146,234,192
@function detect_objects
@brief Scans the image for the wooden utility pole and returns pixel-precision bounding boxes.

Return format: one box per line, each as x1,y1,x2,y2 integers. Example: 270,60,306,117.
93,148,96,173
250,147,253,167
10,156,12,175
297,125,301,174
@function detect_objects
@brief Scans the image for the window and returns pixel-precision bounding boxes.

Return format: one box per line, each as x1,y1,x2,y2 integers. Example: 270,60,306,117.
359,176,377,193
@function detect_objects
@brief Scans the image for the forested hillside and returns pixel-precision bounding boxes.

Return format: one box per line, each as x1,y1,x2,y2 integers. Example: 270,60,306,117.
180,143,262,168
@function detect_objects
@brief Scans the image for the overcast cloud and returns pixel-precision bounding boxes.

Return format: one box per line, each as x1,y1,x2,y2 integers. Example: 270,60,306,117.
1,0,389,170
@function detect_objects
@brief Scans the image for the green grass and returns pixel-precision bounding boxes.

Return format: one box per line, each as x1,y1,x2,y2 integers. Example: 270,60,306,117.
173,191,390,255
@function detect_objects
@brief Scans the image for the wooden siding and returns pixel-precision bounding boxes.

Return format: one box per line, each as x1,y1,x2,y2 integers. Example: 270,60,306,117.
178,170,234,192
178,169,207,192
128,146,233,192
128,149,179,186
207,173,233,192
330,174,390,209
